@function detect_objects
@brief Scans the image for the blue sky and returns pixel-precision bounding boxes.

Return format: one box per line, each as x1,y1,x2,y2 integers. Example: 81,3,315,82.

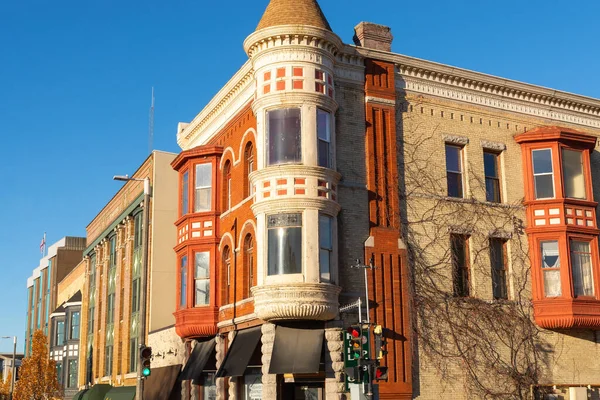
0,0,599,353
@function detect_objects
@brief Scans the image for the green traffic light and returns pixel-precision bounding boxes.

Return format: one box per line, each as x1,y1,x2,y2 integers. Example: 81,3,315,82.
142,367,151,377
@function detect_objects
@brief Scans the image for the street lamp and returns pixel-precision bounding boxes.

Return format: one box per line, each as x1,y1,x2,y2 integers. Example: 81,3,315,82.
1,336,17,400
113,175,151,400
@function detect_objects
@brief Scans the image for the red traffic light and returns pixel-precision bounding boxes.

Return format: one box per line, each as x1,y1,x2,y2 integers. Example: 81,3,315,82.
140,346,152,359
347,326,360,338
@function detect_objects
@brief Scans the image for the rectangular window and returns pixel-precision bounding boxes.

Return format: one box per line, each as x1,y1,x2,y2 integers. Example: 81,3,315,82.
562,149,586,199
484,151,501,202
195,252,210,306
570,240,594,297
445,145,463,198
104,345,113,377
267,108,301,165
319,214,333,282
532,149,554,199
180,256,187,308
55,320,65,346
195,163,212,212
267,213,302,275
317,109,331,168
68,359,78,388
182,171,189,215
451,235,470,297
541,241,561,297
129,337,138,373
70,311,80,340
490,239,508,300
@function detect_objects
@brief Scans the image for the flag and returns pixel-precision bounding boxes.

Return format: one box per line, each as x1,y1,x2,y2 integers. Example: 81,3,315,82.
40,234,46,254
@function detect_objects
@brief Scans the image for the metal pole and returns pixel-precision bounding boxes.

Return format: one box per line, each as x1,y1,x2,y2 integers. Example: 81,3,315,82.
136,178,151,400
9,336,16,400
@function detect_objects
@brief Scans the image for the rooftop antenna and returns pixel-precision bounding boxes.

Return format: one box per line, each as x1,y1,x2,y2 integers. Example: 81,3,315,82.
148,87,155,154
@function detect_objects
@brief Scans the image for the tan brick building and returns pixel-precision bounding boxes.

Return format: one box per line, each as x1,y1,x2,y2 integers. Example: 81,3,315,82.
76,151,184,398
170,1,600,399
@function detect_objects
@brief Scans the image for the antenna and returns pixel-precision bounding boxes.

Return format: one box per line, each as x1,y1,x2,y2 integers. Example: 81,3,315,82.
148,87,155,154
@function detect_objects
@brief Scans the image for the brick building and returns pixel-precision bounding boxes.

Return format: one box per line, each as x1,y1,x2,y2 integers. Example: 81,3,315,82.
25,236,86,356
76,151,185,398
172,1,600,399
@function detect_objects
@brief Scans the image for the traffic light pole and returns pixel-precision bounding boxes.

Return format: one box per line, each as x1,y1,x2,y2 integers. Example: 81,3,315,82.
136,178,151,400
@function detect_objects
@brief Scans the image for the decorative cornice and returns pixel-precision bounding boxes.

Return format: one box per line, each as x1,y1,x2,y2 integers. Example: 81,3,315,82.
340,44,600,129
250,164,342,183
365,96,395,106
443,134,469,145
177,61,255,150
252,91,338,114
252,197,341,216
480,140,507,152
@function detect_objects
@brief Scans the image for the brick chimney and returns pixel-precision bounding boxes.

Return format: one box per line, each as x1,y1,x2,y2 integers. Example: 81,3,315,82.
353,22,393,52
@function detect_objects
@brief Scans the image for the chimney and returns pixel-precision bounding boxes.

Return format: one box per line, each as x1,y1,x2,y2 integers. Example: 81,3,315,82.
353,22,393,52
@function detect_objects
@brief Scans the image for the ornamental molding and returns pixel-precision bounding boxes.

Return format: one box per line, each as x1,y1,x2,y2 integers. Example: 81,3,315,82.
252,283,341,321
252,197,341,216
443,134,469,145
366,96,396,106
177,61,255,150
250,164,342,184
398,75,600,130
481,139,507,152
244,25,343,59
252,91,338,114
252,46,335,72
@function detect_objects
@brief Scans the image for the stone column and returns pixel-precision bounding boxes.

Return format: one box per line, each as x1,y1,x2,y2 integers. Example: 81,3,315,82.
325,324,347,400
261,323,277,400
215,334,226,400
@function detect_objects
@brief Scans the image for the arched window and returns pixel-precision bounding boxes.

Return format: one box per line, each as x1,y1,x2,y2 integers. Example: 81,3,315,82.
244,234,254,298
222,246,231,304
244,142,254,198
223,161,232,211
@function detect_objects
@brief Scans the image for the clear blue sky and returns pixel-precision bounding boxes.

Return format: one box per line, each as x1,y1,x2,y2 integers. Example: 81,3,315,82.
1,0,599,353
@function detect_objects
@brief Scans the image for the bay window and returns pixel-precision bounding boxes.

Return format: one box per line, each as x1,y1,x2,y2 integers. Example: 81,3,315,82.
267,108,301,165
562,149,586,199
267,213,302,275
195,163,212,212
317,109,331,168
532,149,554,199
195,251,210,306
570,240,594,297
319,214,333,282
182,171,189,215
541,241,561,297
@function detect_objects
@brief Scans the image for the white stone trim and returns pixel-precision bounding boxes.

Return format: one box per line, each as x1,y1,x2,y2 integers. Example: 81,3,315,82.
365,96,396,106
444,134,469,146
481,140,507,152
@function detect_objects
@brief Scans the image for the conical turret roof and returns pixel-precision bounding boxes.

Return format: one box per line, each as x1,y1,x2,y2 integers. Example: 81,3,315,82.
256,0,332,31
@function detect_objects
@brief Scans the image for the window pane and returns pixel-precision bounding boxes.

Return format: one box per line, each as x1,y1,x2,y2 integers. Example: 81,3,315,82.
483,152,498,178
182,171,189,215
71,312,80,339
541,241,561,297
534,175,554,199
319,215,332,248
571,240,594,296
485,178,501,203
532,149,553,174
268,226,302,275
319,249,331,282
195,252,210,279
268,108,301,165
562,149,586,199
195,164,212,212
451,235,469,297
195,280,210,306
447,172,463,198
445,145,461,172
317,109,330,141
180,256,187,307
318,140,330,168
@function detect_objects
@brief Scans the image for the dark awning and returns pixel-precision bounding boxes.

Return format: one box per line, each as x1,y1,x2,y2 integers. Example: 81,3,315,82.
180,338,216,381
72,390,88,400
143,364,182,400
269,325,324,374
102,386,135,400
216,326,262,378
82,384,111,400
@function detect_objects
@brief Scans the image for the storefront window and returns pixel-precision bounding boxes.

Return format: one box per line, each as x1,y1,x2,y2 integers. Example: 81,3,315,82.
203,372,217,400
243,369,262,400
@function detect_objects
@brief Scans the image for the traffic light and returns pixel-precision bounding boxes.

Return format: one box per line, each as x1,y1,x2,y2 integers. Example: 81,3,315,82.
374,366,388,381
373,325,388,360
140,345,152,377
347,325,363,360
